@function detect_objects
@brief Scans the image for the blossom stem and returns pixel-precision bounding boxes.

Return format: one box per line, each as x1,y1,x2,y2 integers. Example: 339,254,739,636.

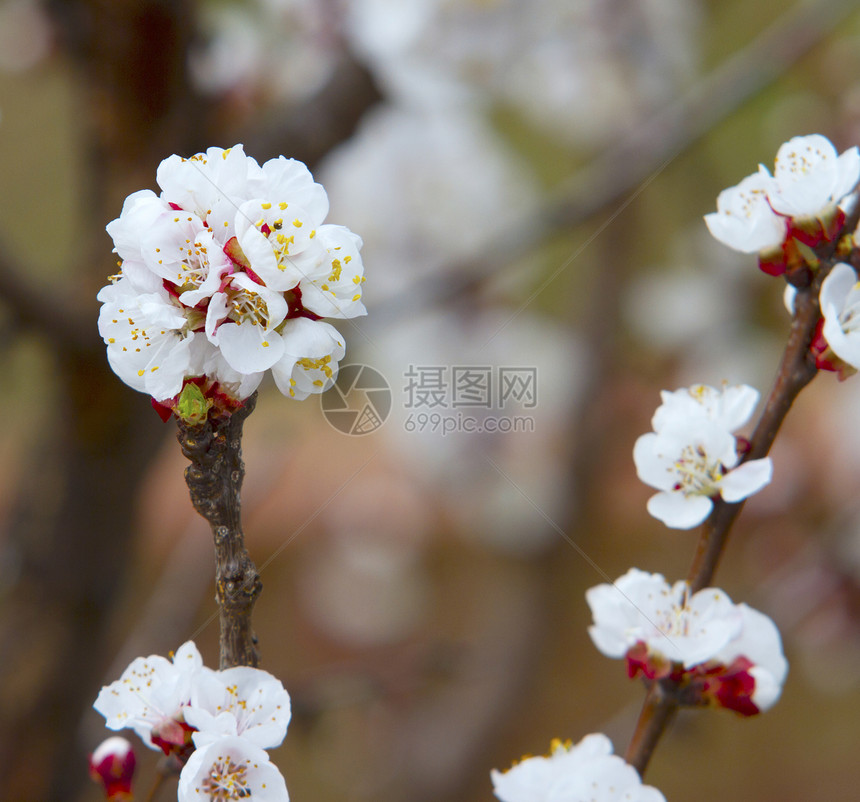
687,286,821,592
624,683,677,775
176,393,261,669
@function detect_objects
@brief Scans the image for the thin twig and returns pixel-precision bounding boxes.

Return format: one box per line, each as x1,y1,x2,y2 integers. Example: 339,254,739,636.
176,393,261,669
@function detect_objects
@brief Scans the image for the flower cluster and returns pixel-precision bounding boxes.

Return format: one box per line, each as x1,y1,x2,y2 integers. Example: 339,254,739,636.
491,733,666,802
633,383,772,529
587,569,788,716
97,145,365,418
93,641,290,801
704,133,859,277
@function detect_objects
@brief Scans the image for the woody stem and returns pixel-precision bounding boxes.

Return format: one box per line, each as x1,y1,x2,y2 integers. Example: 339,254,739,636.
176,392,261,669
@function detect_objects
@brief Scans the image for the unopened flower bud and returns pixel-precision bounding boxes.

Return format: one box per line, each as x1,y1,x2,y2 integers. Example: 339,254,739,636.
89,736,135,800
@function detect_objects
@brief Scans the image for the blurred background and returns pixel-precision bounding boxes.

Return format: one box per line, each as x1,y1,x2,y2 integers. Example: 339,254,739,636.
3,0,860,799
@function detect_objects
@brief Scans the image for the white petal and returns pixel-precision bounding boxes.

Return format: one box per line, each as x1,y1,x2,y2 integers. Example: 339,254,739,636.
646,491,713,529
217,321,285,373
718,457,772,502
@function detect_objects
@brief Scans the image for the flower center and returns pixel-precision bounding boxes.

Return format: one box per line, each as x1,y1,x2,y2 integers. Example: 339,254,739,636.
201,756,251,800
671,443,723,497
229,285,271,327
174,237,213,292
736,186,769,220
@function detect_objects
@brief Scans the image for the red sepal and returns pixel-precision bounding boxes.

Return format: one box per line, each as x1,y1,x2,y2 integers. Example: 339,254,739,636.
151,397,174,422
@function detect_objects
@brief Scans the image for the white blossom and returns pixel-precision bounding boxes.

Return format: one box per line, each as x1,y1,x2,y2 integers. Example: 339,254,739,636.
820,262,860,371
651,383,760,434
185,666,291,750
96,277,201,401
271,318,346,400
587,569,788,714
634,420,771,529
177,736,288,802
761,134,860,219
491,733,666,802
634,384,772,529
704,171,786,253
93,641,206,752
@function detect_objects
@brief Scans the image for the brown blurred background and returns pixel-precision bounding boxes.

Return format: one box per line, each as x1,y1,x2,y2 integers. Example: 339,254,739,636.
3,0,860,799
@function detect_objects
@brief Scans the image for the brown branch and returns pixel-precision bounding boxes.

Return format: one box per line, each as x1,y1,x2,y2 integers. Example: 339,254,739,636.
176,393,262,669
0,238,93,349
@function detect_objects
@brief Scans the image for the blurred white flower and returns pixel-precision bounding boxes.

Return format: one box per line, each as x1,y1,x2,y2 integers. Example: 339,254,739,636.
762,133,860,220
651,383,761,434
491,733,666,802
93,641,206,754
634,384,772,529
820,262,860,373
587,569,788,715
704,172,786,254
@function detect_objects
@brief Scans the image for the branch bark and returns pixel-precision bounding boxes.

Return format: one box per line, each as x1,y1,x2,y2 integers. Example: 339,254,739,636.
176,393,262,669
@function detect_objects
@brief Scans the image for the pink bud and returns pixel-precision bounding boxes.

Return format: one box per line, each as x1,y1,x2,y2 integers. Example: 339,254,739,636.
89,737,135,800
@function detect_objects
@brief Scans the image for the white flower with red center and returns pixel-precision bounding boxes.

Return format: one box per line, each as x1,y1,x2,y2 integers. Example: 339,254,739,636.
98,144,366,414
818,262,860,376
586,569,788,715
704,171,787,254
205,272,290,373
184,666,292,750
761,134,860,222
93,641,207,755
634,384,772,529
177,737,288,802
490,733,666,802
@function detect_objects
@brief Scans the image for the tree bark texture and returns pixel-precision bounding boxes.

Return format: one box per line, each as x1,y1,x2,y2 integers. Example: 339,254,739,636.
176,393,261,669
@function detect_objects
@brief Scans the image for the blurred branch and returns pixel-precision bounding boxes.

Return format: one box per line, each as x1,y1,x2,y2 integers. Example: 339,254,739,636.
241,50,383,168
372,0,860,326
0,240,93,350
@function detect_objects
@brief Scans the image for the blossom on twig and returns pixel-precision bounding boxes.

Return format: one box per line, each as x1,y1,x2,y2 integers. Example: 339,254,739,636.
491,733,666,802
705,133,860,275
634,383,772,529
587,569,788,716
817,262,860,379
93,641,291,799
